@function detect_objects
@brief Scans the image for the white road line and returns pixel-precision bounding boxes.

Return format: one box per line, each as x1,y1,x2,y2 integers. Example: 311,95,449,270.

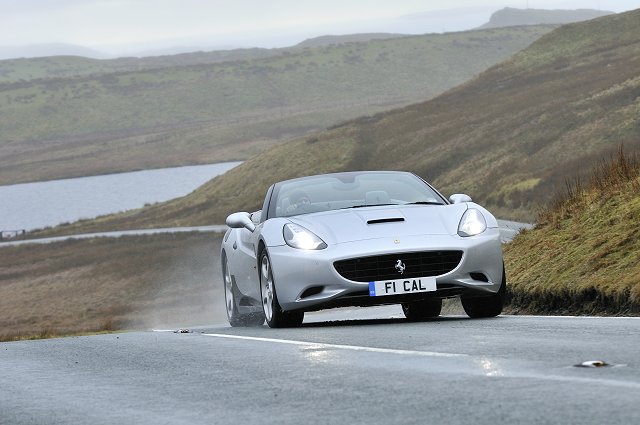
507,315,640,320
200,332,467,358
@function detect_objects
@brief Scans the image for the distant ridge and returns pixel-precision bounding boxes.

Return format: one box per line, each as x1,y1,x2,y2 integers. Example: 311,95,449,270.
296,33,407,48
0,43,110,60
478,7,613,28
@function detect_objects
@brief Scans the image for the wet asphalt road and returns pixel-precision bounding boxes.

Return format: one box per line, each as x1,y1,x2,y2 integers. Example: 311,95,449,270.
1,307,639,425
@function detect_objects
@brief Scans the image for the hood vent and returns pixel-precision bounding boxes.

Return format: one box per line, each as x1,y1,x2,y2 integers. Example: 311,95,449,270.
367,217,405,225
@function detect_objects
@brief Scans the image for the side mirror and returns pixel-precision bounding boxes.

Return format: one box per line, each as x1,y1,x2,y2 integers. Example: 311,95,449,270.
449,194,472,204
226,212,256,232
250,210,262,224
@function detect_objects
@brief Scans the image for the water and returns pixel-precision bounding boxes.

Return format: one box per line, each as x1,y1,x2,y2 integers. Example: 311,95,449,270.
0,162,241,231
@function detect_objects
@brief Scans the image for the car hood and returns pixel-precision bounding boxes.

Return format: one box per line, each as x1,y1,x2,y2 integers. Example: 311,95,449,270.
288,204,468,245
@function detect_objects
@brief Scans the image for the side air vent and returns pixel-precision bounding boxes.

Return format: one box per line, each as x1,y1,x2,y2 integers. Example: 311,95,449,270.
300,286,324,299
470,272,489,282
367,217,405,225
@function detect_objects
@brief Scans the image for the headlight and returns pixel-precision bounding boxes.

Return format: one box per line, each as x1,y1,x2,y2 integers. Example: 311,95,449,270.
283,223,327,250
457,208,487,237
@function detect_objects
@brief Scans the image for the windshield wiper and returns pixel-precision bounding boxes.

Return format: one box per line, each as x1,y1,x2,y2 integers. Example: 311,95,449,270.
342,203,398,209
405,201,444,206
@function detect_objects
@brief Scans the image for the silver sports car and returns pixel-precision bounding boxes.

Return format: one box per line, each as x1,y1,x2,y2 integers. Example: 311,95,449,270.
222,171,505,328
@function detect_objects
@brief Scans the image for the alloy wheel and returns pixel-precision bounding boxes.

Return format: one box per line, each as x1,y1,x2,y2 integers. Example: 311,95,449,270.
260,255,274,322
223,257,235,319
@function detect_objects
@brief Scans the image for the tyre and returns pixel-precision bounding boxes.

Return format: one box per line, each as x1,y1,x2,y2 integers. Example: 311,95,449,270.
223,252,264,327
402,298,442,321
461,267,506,318
259,250,304,328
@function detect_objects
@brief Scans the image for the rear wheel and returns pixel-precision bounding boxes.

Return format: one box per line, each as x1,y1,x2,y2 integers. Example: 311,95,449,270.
223,253,264,327
461,267,506,318
260,250,304,328
402,298,442,321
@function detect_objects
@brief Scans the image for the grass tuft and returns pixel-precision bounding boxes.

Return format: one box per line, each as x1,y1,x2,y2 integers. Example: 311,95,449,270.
539,146,639,226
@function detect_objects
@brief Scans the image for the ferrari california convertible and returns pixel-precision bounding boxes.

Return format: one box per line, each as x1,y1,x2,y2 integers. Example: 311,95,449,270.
222,171,505,327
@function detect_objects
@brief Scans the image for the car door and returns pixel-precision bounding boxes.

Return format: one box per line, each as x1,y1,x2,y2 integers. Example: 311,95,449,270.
231,211,262,298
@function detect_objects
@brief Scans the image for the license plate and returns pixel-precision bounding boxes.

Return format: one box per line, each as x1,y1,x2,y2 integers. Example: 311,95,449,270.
368,276,437,297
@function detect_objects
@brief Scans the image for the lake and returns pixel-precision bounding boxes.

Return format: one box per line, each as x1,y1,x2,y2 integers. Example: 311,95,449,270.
0,162,241,232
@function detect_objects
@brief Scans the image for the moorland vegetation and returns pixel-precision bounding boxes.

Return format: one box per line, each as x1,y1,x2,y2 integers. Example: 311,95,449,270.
0,26,551,185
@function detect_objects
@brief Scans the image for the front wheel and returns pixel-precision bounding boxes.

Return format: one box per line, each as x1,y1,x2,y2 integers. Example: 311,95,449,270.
402,298,442,321
259,250,304,328
223,253,264,327
461,267,506,318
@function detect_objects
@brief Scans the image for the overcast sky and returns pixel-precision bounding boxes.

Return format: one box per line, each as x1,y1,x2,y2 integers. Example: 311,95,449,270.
1,0,639,58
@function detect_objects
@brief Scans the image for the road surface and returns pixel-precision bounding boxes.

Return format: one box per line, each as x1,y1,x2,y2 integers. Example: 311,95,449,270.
1,307,638,425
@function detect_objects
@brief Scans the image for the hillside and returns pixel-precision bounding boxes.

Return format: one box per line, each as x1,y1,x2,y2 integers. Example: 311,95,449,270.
0,26,552,185
35,9,640,236
504,149,640,315
478,7,613,28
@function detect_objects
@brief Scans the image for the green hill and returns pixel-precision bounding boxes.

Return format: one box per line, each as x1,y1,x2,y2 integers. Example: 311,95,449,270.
504,149,640,315
0,26,552,185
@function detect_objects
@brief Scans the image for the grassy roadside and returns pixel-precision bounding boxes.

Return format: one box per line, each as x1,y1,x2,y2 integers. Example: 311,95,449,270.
0,233,226,342
504,149,640,315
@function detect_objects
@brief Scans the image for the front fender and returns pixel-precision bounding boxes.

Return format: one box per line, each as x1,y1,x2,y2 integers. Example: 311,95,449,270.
468,202,499,228
258,218,290,249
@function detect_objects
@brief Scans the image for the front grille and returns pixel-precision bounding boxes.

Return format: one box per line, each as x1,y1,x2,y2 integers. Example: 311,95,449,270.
334,251,463,282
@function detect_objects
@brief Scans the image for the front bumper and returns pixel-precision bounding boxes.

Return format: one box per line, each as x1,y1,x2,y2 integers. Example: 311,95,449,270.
267,229,503,312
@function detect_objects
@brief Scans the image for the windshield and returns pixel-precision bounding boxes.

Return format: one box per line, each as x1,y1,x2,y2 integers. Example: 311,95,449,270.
269,171,445,218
